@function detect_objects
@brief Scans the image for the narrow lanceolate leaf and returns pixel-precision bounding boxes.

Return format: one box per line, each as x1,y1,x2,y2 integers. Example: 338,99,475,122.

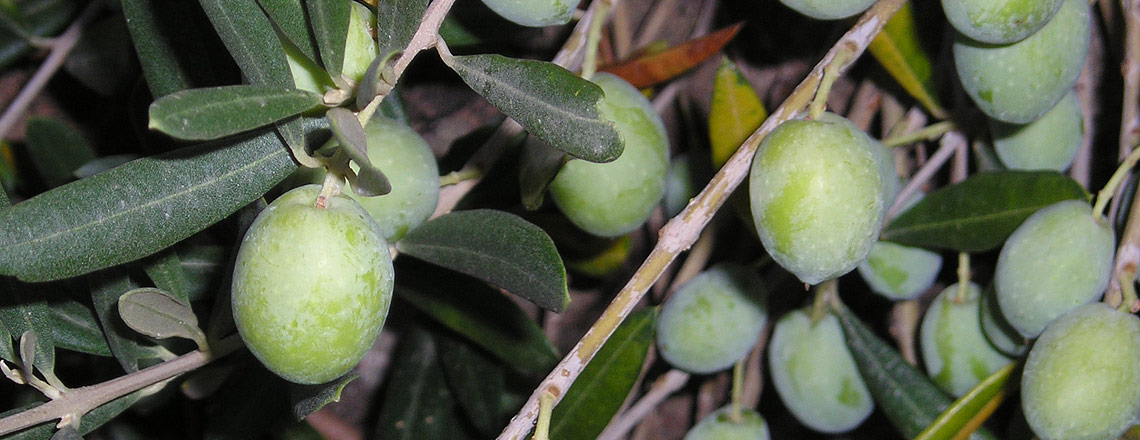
143,251,191,304
550,308,656,440
444,54,623,163
436,333,507,436
867,3,946,119
117,288,207,349
122,0,217,97
90,273,147,372
375,0,427,58
148,85,322,141
397,209,569,312
834,305,995,440
0,130,295,282
375,326,473,440
0,279,55,374
882,171,1088,252
256,0,317,61
0,0,78,71
290,373,357,420
519,136,569,210
49,299,112,357
601,23,743,89
708,57,766,169
915,361,1019,440
199,0,293,87
24,117,95,188
395,261,560,375
305,0,351,77
327,107,390,196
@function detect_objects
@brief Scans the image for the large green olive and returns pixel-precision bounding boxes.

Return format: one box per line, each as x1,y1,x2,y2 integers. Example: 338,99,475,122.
777,0,876,20
990,90,1083,171
1021,303,1140,440
549,73,669,238
941,0,1063,44
995,199,1114,338
683,406,770,440
232,185,394,384
286,1,377,93
479,0,575,27
857,240,942,301
748,113,890,285
952,0,1089,123
919,282,1012,397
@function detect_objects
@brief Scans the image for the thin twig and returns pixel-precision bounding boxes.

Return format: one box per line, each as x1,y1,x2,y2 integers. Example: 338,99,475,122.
1120,0,1140,161
885,131,964,224
496,2,905,437
0,3,100,141
596,370,689,440
634,0,682,49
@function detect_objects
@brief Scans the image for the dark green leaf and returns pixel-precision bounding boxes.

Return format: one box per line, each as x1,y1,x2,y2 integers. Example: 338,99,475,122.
121,0,212,97
77,391,143,435
882,171,1089,252
89,272,147,372
834,305,995,440
63,16,135,96
395,262,560,375
550,308,656,440
444,54,623,163
117,287,206,348
48,426,78,440
374,325,474,440
518,136,568,210
257,0,316,61
0,307,10,362
199,0,293,87
0,0,78,71
205,360,290,440
375,0,427,58
437,16,481,48
177,245,228,302
73,155,136,179
48,299,112,357
290,373,356,419
304,0,350,77
148,85,322,141
143,251,191,304
436,332,507,436
915,362,1019,440
0,280,54,374
24,117,95,188
327,107,390,196
0,2,30,39
397,209,569,312
0,129,295,282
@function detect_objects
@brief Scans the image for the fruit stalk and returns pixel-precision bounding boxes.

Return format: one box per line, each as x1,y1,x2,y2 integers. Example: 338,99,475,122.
496,1,905,437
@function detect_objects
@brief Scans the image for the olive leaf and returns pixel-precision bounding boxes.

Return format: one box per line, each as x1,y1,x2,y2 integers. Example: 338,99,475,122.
256,0,317,61
24,117,95,188
122,0,218,97
290,373,357,420
304,0,350,78
48,299,112,357
148,85,323,141
117,288,207,351
326,107,391,196
518,136,569,210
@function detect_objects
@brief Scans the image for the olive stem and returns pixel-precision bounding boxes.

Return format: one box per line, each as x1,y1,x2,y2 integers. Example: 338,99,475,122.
530,389,555,440
811,279,839,322
1117,271,1139,313
1092,142,1140,221
882,121,956,148
316,168,346,209
1106,173,1140,307
730,358,745,423
954,253,971,304
438,168,483,187
595,370,689,440
0,335,243,436
808,45,853,120
496,2,905,437
884,131,964,225
580,1,611,81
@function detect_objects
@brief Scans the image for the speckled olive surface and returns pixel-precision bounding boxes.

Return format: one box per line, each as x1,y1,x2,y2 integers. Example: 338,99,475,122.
919,282,1012,397
683,406,770,440
479,0,575,27
942,0,1062,44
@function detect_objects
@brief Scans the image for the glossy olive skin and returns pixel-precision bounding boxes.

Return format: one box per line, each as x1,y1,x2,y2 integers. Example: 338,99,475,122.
953,0,1090,123
749,113,890,285
290,117,440,242
777,0,876,20
991,90,1083,171
768,310,873,433
1022,303,1140,440
995,200,1114,338
232,185,394,384
549,73,669,238
683,406,770,440
942,0,1063,44
479,0,575,27
656,264,767,374
919,282,1012,397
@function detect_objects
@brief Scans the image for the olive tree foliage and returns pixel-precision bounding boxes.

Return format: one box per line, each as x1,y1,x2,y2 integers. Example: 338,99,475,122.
0,0,1137,439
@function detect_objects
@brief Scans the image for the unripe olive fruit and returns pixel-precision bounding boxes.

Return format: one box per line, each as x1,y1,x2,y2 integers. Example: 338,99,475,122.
656,264,767,374
232,185,394,384
549,72,669,238
769,310,873,433
990,90,1083,171
941,0,1063,44
1021,303,1140,440
919,282,1012,397
979,284,1028,357
683,406,770,440
777,0,876,20
479,0,575,27
290,117,440,242
857,241,942,301
286,1,377,93
995,199,1114,338
749,113,890,285
952,0,1090,123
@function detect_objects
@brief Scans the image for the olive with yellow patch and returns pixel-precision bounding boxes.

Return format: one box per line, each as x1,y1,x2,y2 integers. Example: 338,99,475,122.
231,185,394,384
919,282,1012,397
683,406,770,440
857,240,942,301
768,309,873,433
749,113,891,285
655,264,767,374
